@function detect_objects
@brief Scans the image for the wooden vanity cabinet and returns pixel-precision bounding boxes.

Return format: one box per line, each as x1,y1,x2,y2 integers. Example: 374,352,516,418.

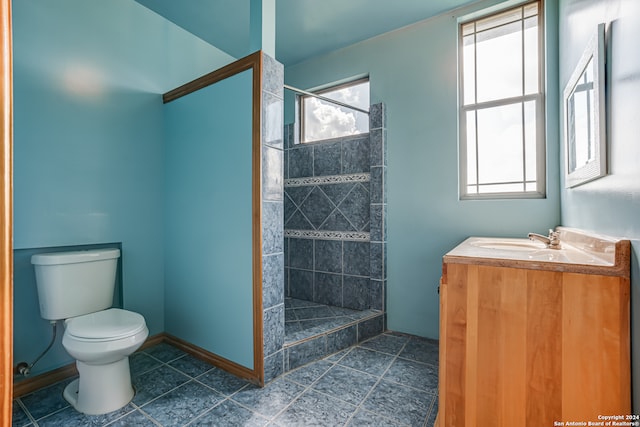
437,262,630,426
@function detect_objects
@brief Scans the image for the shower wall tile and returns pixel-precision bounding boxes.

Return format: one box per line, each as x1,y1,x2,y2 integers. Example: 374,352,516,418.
284,237,289,267
284,267,290,296
263,92,283,149
285,186,313,206
370,167,386,204
289,269,313,301
264,350,284,384
342,137,370,174
370,128,386,167
284,149,289,179
289,146,313,178
262,201,283,254
319,210,356,232
289,238,313,270
370,243,386,280
370,204,384,242
284,194,296,224
343,241,370,277
299,187,334,228
337,184,370,231
263,145,283,201
285,123,294,150
263,253,284,309
370,279,386,311
369,103,385,130
261,53,284,384
358,314,385,342
313,142,342,176
264,304,285,357
321,183,354,206
286,335,327,370
367,103,387,317
326,325,357,354
314,272,342,307
285,210,314,230
314,239,342,273
343,276,369,310
262,54,284,98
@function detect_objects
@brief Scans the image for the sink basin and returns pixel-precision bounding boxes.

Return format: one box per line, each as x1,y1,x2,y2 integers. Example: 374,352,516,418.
526,248,606,264
470,239,546,251
453,237,613,266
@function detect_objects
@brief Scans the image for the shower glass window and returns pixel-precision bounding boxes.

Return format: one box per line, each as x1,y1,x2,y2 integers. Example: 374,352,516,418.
458,1,545,199
300,79,369,143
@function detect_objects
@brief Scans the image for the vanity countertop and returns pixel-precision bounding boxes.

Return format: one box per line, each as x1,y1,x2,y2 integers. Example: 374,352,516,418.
443,227,631,277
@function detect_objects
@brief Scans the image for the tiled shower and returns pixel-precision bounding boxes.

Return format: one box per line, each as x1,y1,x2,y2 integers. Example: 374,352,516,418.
281,103,387,370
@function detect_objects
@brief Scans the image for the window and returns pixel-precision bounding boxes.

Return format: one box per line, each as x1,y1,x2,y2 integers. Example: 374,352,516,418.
459,1,545,198
300,79,370,143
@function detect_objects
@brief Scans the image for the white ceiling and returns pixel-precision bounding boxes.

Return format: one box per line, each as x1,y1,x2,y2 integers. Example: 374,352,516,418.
134,0,482,66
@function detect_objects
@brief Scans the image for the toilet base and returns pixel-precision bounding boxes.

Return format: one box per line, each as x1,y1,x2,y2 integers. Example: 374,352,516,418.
64,357,134,415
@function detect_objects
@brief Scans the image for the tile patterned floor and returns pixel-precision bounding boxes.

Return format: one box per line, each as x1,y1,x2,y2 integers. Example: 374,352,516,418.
12,332,438,427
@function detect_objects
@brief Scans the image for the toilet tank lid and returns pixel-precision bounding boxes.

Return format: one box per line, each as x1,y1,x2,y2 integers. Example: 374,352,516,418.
31,248,121,265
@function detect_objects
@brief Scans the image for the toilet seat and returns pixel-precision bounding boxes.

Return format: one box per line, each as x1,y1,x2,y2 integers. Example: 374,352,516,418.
65,308,146,342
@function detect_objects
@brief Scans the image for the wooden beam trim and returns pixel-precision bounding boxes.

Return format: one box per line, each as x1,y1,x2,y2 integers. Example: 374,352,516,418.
0,0,12,424
13,332,264,398
13,364,77,398
163,51,262,104
164,334,260,385
252,52,264,386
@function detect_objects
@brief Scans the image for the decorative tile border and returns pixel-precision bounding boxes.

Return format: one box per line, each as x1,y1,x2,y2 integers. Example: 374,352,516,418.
285,229,370,242
285,173,370,188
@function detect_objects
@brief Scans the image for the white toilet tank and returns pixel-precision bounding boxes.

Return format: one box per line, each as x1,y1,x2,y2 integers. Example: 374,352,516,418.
31,248,121,320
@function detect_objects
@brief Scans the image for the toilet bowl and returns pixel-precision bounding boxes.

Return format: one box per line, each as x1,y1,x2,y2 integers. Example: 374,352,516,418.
61,308,148,415
31,248,149,415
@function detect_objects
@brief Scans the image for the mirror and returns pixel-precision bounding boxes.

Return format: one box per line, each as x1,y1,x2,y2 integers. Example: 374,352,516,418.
564,23,606,188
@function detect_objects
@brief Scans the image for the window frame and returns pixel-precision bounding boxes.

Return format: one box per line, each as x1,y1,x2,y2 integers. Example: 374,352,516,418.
458,0,546,200
299,77,370,144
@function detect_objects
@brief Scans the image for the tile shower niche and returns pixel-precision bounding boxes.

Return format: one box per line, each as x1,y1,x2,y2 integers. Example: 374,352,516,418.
282,103,387,370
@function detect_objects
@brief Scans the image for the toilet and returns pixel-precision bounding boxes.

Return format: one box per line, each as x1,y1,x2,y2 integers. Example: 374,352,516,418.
31,248,148,415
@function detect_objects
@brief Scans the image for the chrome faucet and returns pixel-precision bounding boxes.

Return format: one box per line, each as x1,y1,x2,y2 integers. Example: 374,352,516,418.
527,229,561,249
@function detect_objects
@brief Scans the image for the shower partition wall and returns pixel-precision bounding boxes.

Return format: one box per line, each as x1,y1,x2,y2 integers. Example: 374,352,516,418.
282,103,387,369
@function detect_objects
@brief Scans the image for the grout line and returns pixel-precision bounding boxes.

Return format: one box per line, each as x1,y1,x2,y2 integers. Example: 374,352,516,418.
141,348,187,365
342,338,409,426
243,375,310,424
30,403,70,425
191,371,247,399
268,346,359,424
130,404,164,427
14,398,38,427
103,401,159,427
181,397,238,427
215,397,272,425
132,363,195,410
423,395,438,427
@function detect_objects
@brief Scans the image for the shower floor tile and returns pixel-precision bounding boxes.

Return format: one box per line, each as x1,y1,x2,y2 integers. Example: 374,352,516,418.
284,297,381,344
12,333,438,426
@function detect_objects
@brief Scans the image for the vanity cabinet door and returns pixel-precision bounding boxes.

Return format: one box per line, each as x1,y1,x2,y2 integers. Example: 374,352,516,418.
437,263,630,426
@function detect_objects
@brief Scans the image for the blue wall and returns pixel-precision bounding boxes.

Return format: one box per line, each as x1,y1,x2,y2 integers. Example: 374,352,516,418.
558,0,640,411
163,70,254,369
12,0,233,376
284,0,561,338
